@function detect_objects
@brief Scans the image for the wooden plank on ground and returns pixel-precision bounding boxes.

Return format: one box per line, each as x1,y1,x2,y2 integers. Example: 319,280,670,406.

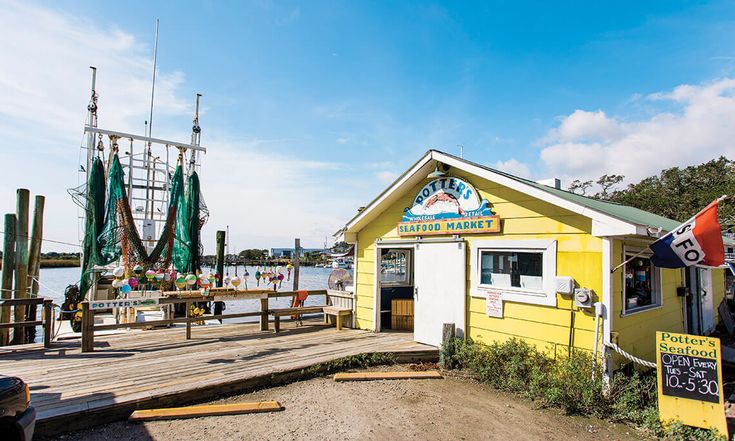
333,371,442,381
128,401,283,421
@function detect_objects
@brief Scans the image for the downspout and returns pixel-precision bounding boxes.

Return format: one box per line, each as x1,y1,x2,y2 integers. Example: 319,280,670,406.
601,237,614,387
352,238,358,328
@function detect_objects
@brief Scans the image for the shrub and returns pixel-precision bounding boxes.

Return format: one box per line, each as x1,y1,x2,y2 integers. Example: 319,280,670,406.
439,337,727,440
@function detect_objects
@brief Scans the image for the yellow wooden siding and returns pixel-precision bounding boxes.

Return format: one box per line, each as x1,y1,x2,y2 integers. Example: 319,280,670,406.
354,169,604,356
611,238,685,367
711,268,726,325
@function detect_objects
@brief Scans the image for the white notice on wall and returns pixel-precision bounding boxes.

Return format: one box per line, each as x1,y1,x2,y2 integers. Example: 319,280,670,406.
486,290,503,318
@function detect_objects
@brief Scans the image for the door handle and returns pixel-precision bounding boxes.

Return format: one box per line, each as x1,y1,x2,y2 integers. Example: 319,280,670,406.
414,286,418,300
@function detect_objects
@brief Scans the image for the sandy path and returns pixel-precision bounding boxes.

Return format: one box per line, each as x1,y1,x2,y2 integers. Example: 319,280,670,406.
47,367,644,441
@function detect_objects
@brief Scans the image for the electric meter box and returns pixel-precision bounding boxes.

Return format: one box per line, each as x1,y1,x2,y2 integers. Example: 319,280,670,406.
574,288,593,309
555,276,575,295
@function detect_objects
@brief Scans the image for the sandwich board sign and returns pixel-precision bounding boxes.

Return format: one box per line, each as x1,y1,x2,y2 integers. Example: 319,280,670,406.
655,331,727,436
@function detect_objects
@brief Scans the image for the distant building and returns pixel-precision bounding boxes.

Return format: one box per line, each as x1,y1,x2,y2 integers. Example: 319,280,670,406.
269,247,329,258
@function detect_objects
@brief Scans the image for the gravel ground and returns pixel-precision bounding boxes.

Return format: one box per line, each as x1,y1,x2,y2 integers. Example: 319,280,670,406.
48,365,644,441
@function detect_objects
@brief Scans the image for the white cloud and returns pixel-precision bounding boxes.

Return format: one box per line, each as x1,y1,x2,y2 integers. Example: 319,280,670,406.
492,159,532,178
199,138,350,251
538,78,735,184
0,1,350,253
0,0,192,252
375,170,398,184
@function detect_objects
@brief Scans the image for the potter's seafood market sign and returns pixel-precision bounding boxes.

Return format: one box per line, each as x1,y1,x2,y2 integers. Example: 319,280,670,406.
398,177,500,236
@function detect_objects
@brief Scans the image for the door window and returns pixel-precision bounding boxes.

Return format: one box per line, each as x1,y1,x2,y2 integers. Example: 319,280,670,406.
380,249,412,286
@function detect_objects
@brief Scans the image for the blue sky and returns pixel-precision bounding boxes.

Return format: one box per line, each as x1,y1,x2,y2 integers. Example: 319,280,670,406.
2,1,735,251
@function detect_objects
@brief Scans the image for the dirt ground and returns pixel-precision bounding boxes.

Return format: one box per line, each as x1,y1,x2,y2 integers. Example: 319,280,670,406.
48,365,645,441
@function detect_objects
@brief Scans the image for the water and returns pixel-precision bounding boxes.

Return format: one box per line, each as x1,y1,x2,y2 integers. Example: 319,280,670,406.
31,265,344,342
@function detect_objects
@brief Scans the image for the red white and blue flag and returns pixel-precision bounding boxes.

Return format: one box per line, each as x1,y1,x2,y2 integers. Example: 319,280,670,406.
649,199,725,268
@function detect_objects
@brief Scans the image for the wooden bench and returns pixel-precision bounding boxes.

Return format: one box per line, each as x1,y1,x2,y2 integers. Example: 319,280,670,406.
322,306,352,331
270,307,326,333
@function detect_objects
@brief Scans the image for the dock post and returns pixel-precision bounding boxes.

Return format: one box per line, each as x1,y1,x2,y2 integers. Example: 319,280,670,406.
1,214,16,346
26,195,44,343
185,301,191,340
293,238,300,291
81,302,93,352
260,297,268,331
43,299,52,348
259,297,268,331
12,189,30,345
214,230,225,321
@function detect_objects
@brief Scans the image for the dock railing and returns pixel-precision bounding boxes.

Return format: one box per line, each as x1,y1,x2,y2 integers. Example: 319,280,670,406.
0,298,53,348
80,289,354,352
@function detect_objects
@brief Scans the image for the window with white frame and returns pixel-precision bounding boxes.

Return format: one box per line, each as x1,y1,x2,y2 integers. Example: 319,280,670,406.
380,249,412,286
622,250,661,314
480,251,543,290
471,240,557,306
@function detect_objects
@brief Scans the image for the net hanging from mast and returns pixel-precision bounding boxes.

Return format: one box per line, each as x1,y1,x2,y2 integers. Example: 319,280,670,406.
78,150,208,298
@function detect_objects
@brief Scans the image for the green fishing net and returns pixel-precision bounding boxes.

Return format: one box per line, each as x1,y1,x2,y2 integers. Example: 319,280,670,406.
78,153,207,299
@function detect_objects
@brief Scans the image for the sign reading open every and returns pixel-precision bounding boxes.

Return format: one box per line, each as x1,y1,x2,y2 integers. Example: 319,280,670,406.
398,176,501,237
655,331,726,435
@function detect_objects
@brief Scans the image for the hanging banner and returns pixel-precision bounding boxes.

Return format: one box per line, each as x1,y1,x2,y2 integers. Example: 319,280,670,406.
398,176,501,237
90,298,159,310
655,331,727,436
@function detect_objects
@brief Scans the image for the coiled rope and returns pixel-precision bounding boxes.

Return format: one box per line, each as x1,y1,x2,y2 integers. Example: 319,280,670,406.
605,341,656,369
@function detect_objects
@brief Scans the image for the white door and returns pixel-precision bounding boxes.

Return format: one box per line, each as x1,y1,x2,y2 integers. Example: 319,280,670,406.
413,241,466,346
699,268,714,333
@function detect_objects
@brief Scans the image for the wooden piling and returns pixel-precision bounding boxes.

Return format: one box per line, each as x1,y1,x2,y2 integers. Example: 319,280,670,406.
185,300,191,340
43,299,52,348
293,238,300,291
12,189,29,345
1,214,16,346
259,297,268,331
26,195,45,343
214,230,225,321
215,231,225,285
81,302,92,352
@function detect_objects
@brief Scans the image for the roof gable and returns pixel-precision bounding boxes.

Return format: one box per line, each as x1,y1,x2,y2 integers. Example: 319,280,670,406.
340,150,681,238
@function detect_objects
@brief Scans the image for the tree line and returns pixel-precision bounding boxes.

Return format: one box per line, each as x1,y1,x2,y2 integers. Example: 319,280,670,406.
568,156,735,230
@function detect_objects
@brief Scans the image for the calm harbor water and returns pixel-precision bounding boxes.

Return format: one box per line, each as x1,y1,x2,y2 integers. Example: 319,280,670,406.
32,265,344,342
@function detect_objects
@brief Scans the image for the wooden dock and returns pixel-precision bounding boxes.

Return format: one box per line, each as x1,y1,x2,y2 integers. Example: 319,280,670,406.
0,320,436,436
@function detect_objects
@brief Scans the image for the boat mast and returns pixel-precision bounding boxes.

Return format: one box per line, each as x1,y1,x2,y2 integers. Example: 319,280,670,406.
144,19,160,231
86,66,98,185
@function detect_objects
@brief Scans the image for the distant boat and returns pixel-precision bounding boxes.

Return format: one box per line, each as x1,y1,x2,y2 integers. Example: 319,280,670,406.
331,258,350,269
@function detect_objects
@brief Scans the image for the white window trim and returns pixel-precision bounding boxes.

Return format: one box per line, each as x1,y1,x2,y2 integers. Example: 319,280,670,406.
470,239,557,307
621,246,663,316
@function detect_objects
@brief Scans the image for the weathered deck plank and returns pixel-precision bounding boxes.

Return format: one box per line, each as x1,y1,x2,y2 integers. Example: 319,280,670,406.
0,320,436,436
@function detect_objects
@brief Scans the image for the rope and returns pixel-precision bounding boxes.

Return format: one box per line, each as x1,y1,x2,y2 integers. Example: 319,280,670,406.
0,230,82,248
605,342,656,369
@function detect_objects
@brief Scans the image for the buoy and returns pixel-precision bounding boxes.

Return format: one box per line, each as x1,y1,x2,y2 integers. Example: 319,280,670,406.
121,284,132,295
175,276,186,289
129,278,139,288
113,267,125,278
231,276,241,289
185,273,197,287
145,269,156,281
133,264,144,275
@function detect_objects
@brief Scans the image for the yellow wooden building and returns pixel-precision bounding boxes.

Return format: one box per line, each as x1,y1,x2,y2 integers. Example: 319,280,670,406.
335,150,726,374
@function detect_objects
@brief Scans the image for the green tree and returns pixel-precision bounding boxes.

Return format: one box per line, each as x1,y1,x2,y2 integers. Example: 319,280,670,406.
576,156,735,229
238,249,268,260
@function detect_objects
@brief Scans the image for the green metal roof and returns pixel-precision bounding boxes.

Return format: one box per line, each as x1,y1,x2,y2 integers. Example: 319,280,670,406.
438,150,683,232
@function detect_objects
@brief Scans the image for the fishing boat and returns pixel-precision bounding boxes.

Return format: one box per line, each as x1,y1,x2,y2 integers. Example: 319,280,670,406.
61,60,209,337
